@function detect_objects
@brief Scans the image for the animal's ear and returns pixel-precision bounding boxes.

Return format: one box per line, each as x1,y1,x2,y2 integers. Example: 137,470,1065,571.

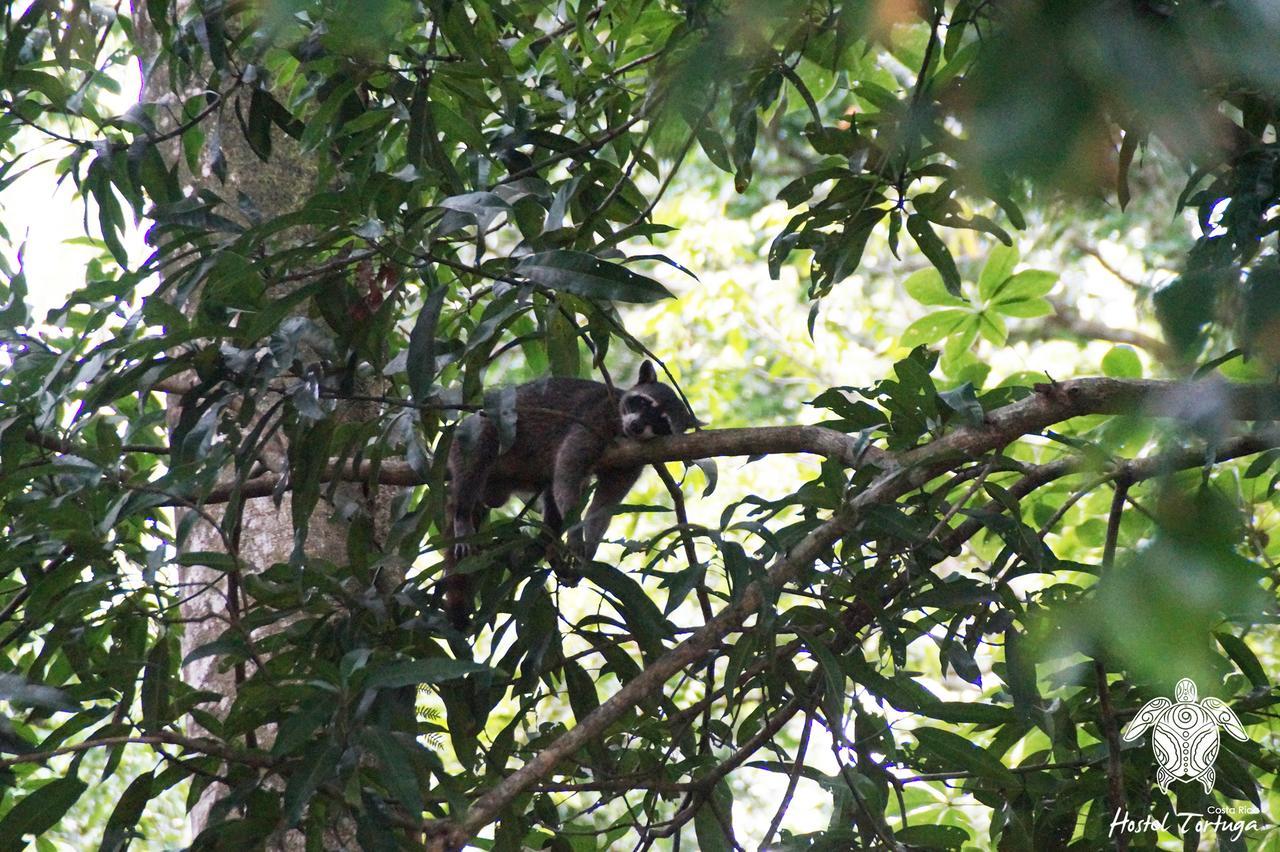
638,360,657,384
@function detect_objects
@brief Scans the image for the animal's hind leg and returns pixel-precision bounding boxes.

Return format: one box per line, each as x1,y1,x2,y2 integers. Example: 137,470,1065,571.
549,429,606,585
447,422,499,559
580,467,642,562
443,419,498,629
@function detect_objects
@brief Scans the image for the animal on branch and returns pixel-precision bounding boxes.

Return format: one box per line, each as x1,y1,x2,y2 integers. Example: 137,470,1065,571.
442,360,698,628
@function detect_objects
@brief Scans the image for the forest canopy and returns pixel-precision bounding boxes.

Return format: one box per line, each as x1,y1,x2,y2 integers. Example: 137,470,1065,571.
3,0,1280,849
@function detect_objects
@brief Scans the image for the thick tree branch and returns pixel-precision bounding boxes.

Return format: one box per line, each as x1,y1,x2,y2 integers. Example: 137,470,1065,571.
198,424,888,504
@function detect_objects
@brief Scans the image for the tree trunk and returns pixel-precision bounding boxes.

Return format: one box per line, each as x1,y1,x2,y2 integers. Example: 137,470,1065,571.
132,5,397,844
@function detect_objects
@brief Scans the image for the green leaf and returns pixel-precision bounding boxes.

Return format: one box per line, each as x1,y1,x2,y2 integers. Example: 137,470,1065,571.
363,659,489,691
904,268,967,306
693,779,735,852
808,639,848,732
976,311,1007,345
5,70,71,103
436,191,511,218
272,700,333,757
282,740,340,826
977,244,1019,300
201,251,265,314
697,126,733,173
1155,270,1220,356
912,727,1021,789
941,316,981,366
993,269,1057,302
1101,345,1143,378
563,660,600,723
0,776,88,842
246,88,274,161
1216,632,1269,688
928,702,1015,725
938,383,983,426
141,635,171,733
546,300,581,377
992,297,1052,318
894,824,970,849
407,285,447,404
98,771,154,852
907,215,961,295
582,562,675,661
901,309,972,347
516,251,675,303
1241,262,1280,359
1004,628,1040,719
361,728,425,815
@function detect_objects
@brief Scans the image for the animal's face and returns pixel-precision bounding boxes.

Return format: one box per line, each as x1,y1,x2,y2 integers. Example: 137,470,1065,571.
619,383,696,440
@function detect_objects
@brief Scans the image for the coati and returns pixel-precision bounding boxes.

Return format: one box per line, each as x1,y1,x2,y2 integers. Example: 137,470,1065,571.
443,361,697,628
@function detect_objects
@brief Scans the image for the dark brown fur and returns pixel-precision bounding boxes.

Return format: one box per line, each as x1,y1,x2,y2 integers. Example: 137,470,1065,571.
442,362,694,628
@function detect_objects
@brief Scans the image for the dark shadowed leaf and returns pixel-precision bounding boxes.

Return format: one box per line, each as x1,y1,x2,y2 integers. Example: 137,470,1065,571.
516,251,675,303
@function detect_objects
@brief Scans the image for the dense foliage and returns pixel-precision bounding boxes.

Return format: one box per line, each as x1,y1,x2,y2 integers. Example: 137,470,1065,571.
4,0,1280,849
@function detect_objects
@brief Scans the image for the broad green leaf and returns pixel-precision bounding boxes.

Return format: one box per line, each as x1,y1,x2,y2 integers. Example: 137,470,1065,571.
272,700,333,757
1101,345,1143,378
1216,632,1269,688
994,269,1057,301
928,702,1015,725
98,771,154,852
894,824,970,849
938,383,983,426
808,639,848,732
912,727,1021,789
907,214,961,295
436,191,511,217
693,779,735,852
904,268,967,306
516,251,675,303
283,740,340,826
978,244,1019,300
992,296,1052,318
0,776,88,842
407,285,447,403
901,309,971,347
976,311,1007,345
941,316,981,366
141,635,171,733
361,728,425,815
582,562,675,660
363,659,489,691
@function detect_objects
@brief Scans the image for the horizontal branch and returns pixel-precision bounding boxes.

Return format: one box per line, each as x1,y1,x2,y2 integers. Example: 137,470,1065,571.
200,424,888,505
205,378,1280,508
0,731,274,769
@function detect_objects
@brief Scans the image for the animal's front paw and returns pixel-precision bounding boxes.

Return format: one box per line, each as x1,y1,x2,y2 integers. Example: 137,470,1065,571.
545,544,584,587
452,540,474,563
554,564,582,587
